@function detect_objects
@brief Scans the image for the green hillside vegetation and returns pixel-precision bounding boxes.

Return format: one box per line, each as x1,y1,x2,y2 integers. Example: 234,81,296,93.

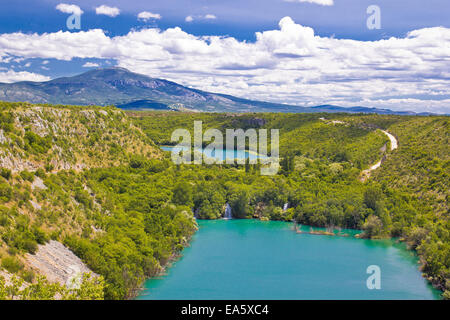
0,101,159,172
131,111,449,298
348,115,449,295
0,103,448,299
0,101,193,300
0,273,104,300
129,111,388,167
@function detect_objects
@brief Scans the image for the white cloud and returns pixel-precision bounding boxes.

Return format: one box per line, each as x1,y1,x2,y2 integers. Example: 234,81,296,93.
0,70,51,83
0,17,449,113
187,14,217,21
55,3,83,15
82,62,99,68
95,5,120,17
137,11,161,22
0,29,112,61
284,0,334,6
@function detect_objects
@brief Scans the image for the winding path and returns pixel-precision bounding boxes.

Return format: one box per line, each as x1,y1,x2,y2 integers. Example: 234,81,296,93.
318,118,398,181
382,130,398,151
360,130,398,181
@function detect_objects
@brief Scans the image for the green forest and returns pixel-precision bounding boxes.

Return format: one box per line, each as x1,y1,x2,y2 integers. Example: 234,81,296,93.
0,102,448,299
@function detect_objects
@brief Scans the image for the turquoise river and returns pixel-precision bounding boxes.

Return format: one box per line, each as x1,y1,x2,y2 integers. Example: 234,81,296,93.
137,219,440,300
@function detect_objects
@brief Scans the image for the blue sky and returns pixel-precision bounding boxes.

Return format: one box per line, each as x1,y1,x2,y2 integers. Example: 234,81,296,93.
0,0,449,113
1,0,447,39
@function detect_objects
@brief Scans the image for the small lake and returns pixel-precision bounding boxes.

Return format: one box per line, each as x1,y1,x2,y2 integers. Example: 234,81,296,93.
160,146,266,161
137,220,440,300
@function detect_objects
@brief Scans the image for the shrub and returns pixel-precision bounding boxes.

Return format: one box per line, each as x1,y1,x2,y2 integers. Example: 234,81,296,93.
22,270,35,283
34,168,46,179
0,168,11,180
23,130,52,154
20,170,34,182
0,206,10,227
1,256,24,273
0,111,14,132
0,182,12,202
33,227,49,245
23,240,38,254
362,215,383,238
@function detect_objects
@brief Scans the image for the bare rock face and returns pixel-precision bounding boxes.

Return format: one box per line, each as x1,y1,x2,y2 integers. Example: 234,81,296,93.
0,269,16,286
31,176,47,190
25,240,97,286
0,150,39,172
0,129,8,144
29,200,42,211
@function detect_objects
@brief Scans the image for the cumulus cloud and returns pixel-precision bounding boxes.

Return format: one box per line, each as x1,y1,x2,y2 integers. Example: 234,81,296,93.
0,16,449,113
0,70,51,83
55,3,83,15
95,5,120,17
284,0,334,5
0,29,112,61
185,16,194,22
137,11,161,21
204,14,217,20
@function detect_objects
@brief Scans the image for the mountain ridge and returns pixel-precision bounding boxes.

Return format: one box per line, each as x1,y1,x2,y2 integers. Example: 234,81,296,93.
0,67,433,115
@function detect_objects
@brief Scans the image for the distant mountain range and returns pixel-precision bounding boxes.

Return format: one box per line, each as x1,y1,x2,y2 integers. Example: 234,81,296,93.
0,67,432,115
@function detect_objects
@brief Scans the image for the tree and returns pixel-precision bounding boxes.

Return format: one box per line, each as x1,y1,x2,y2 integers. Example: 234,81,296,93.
362,215,383,238
197,199,214,219
280,152,295,175
364,186,383,211
172,182,193,207
230,192,250,219
407,227,428,250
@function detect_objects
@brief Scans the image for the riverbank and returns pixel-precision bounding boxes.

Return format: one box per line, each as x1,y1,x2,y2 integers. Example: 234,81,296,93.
132,221,199,299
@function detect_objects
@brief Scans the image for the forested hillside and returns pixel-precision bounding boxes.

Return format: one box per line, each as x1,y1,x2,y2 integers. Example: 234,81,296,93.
0,102,196,299
360,116,449,296
131,111,449,298
0,104,448,299
129,111,388,167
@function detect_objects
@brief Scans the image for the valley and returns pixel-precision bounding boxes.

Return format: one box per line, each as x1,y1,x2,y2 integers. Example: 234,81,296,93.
0,102,448,300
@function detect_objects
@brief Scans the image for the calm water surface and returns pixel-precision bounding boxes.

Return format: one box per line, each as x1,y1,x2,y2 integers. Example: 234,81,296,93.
161,146,265,161
137,220,440,300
